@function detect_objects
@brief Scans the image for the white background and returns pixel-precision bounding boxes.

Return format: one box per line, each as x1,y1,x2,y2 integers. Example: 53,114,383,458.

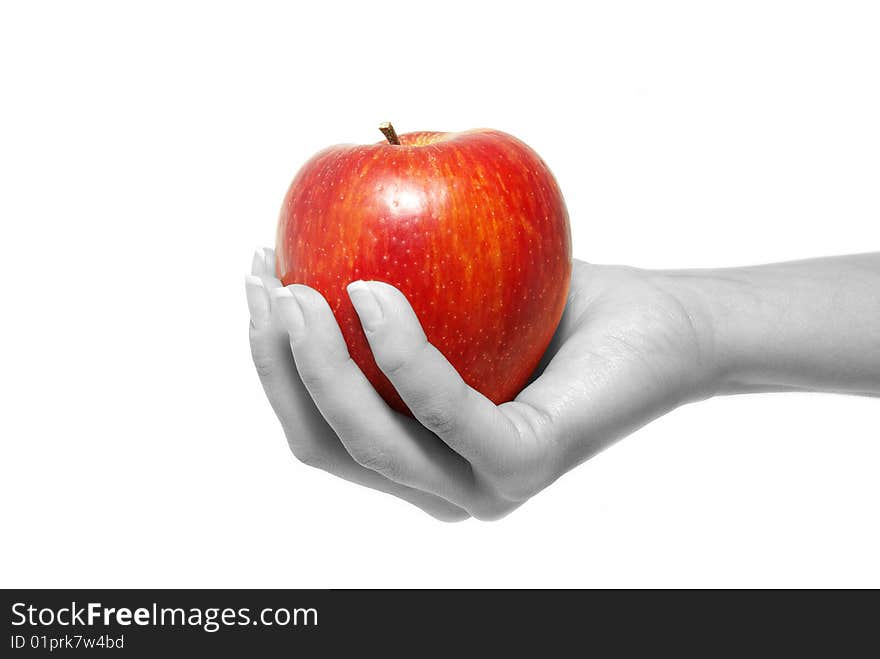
1,1,878,588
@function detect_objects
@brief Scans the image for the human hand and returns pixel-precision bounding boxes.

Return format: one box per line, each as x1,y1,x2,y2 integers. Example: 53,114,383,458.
247,248,470,521
247,249,717,520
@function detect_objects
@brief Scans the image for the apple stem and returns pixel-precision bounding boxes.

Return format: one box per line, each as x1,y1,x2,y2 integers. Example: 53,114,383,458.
379,122,401,145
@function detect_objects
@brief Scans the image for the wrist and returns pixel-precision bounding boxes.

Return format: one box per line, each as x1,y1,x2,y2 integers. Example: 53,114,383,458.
654,267,765,397
657,255,880,398
641,254,880,402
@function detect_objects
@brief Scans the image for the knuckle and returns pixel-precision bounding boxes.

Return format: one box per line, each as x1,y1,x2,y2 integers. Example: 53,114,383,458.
379,336,429,380
250,333,291,380
295,367,324,390
297,356,354,393
483,457,517,484
412,374,467,437
483,456,526,490
493,475,543,503
296,363,335,392
250,344,276,378
289,445,329,471
480,413,559,502
482,456,554,503
377,353,410,381
416,400,459,438
349,444,397,480
253,357,274,379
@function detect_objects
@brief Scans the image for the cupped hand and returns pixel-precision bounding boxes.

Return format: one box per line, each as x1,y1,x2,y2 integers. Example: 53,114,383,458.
247,248,716,521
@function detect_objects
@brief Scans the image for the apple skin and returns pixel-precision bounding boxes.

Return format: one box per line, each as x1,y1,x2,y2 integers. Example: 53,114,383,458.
276,128,572,415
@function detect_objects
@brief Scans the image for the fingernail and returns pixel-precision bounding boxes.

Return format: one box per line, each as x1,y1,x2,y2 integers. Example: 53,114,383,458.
347,281,383,331
271,286,306,341
245,275,270,329
263,247,276,274
251,248,265,276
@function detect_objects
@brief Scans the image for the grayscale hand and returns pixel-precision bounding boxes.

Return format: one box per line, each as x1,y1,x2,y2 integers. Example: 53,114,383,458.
247,249,469,521
247,250,880,520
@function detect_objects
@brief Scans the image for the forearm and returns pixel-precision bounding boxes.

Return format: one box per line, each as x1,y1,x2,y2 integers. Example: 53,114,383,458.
667,253,880,396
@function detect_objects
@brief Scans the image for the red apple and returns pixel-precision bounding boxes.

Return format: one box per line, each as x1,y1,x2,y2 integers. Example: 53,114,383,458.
276,124,572,415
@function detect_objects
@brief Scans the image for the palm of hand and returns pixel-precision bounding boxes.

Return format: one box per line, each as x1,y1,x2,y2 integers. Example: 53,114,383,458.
247,251,708,521
519,261,711,477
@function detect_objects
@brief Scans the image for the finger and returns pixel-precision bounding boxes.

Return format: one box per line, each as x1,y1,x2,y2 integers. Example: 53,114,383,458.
246,274,468,521
246,275,270,329
252,247,282,290
346,280,519,474
251,248,267,277
271,284,481,511
262,247,276,277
